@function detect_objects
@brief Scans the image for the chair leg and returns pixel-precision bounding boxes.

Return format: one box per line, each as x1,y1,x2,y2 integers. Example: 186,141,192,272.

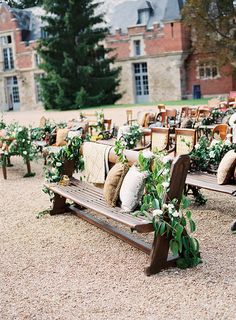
145,233,174,276
50,194,67,215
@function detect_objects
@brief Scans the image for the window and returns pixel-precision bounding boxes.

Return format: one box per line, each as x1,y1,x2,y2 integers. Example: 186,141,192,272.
134,40,141,56
198,61,219,80
134,62,149,96
35,74,44,103
3,47,14,70
0,35,12,46
40,28,48,39
137,9,150,24
6,76,20,103
35,53,41,67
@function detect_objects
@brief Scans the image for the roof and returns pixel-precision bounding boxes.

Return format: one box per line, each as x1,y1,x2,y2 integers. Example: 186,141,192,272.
0,0,186,40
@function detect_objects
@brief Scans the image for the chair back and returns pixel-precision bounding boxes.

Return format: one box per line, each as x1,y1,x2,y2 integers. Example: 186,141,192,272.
180,107,190,118
197,106,211,120
189,106,199,119
175,128,196,156
212,124,228,141
151,128,169,152
103,119,112,131
157,104,166,112
166,109,177,128
126,110,133,125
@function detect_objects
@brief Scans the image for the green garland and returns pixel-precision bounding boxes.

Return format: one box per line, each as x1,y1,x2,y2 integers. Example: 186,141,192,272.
136,150,201,269
119,124,143,149
44,136,84,184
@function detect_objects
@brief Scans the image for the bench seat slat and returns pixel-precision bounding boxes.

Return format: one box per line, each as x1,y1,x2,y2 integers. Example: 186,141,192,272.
47,181,154,233
186,173,236,195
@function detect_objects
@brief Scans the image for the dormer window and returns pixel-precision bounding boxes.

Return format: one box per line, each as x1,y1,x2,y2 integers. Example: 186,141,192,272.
137,1,153,25
137,9,150,25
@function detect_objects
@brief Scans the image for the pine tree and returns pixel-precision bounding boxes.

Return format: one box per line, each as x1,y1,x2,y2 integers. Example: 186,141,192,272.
5,0,43,9
37,0,121,110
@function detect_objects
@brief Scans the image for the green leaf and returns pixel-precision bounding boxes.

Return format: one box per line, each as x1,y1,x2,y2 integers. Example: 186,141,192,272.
170,240,179,256
186,210,192,220
189,219,196,232
160,222,166,236
153,198,160,209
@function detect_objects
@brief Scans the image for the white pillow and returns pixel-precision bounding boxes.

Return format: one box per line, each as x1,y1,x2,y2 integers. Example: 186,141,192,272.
119,165,149,212
68,130,82,139
117,125,130,140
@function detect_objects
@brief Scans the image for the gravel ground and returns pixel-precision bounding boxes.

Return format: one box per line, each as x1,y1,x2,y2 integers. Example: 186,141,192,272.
1,109,236,320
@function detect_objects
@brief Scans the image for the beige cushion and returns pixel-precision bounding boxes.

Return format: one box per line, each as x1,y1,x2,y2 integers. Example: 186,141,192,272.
55,128,68,146
103,163,129,207
119,165,149,212
137,112,148,127
217,150,236,185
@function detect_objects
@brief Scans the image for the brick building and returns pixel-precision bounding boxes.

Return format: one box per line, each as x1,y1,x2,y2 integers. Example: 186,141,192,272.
0,0,235,111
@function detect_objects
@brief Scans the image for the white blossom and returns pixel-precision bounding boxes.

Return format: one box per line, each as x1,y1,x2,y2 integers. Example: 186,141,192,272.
22,139,25,142
195,143,200,150
142,150,154,159
56,162,62,167
18,127,23,132
209,151,215,158
162,181,169,189
163,168,169,175
153,209,163,217
162,155,172,164
172,211,180,218
23,151,27,155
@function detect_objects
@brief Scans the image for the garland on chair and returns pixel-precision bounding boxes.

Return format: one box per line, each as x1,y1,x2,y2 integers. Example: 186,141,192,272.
135,150,202,269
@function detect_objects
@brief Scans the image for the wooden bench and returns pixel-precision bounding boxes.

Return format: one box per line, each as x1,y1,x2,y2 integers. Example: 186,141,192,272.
46,148,190,275
186,172,236,196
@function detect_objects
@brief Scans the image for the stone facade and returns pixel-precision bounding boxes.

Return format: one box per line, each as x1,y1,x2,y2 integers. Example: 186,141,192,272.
0,1,235,111
0,3,43,112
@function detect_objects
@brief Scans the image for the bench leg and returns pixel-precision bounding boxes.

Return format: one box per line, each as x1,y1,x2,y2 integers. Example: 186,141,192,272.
1,154,7,180
145,234,176,276
50,194,67,215
231,220,236,232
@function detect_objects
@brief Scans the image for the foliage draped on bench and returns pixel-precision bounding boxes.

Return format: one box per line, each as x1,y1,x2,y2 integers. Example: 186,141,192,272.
44,142,201,275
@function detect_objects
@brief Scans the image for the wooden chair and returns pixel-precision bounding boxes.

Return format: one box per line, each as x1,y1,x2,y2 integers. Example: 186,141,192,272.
157,104,166,112
151,128,170,152
174,129,197,156
189,106,199,120
166,109,178,128
212,124,229,141
197,106,211,120
180,107,190,118
126,110,137,125
155,111,167,126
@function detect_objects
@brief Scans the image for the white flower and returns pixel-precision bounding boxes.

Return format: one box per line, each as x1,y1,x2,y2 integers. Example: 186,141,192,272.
18,127,23,132
162,181,169,189
172,211,180,218
23,151,27,155
22,139,25,142
153,209,163,217
56,162,62,167
130,140,134,145
195,143,200,150
163,169,169,175
162,204,168,209
209,151,215,158
162,155,172,164
51,168,57,174
142,150,154,159
168,204,175,211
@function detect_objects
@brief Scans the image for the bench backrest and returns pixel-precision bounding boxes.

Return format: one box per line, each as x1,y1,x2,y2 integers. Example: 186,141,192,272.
166,154,190,208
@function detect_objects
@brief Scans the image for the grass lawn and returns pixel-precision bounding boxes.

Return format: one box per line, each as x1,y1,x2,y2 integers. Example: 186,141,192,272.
74,98,210,111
